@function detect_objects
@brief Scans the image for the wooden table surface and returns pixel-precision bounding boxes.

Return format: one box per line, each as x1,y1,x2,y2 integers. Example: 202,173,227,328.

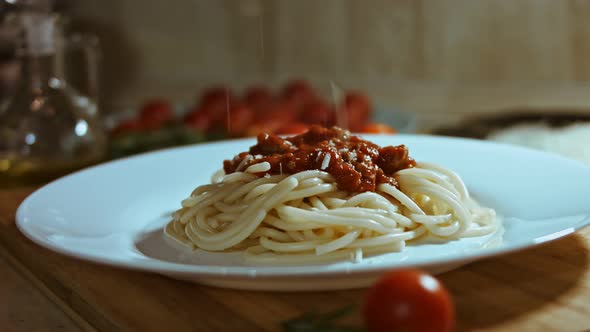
1,187,590,332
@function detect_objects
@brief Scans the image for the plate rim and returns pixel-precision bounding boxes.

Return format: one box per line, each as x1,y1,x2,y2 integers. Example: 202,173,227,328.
15,133,590,278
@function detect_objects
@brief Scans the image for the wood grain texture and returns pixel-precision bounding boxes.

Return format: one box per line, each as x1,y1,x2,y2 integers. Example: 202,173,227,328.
0,252,82,332
65,0,590,114
2,188,590,332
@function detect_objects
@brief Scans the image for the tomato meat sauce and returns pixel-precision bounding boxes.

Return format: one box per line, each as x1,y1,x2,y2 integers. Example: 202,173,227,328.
223,126,416,192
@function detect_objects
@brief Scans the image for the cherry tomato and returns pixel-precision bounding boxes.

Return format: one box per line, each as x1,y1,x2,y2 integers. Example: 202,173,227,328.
192,98,234,133
198,87,235,124
363,269,454,332
359,123,396,134
139,99,173,129
183,108,213,132
199,86,234,108
255,100,299,123
111,118,143,136
276,123,309,135
244,118,287,137
226,104,255,137
243,85,274,114
280,79,316,111
343,92,372,131
345,91,371,114
300,100,335,126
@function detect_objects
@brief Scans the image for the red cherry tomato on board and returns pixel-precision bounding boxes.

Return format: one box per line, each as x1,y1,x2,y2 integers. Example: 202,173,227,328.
139,99,173,129
359,123,396,134
363,269,455,332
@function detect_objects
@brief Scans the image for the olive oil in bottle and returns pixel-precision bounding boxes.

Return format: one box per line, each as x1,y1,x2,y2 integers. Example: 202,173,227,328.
0,12,106,188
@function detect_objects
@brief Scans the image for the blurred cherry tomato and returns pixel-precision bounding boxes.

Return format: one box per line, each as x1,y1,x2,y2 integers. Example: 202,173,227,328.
359,123,396,134
139,99,173,129
255,100,299,123
111,118,143,136
363,269,454,332
244,118,287,137
343,106,370,132
300,100,335,126
196,98,235,133
183,108,213,132
343,92,372,131
280,79,316,111
198,87,236,124
345,91,371,113
276,123,309,135
243,85,274,113
199,86,234,107
226,104,255,137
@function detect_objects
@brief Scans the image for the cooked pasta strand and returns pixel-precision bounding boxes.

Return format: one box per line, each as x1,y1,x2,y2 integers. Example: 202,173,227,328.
165,163,498,265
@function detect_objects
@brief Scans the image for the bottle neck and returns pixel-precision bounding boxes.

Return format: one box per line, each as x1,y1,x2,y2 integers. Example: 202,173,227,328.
20,54,58,91
18,12,59,92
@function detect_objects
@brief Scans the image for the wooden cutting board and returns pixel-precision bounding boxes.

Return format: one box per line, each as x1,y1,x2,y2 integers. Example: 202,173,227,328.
1,187,590,332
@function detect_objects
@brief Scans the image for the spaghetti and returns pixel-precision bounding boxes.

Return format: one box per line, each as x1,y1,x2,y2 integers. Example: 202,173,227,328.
164,126,498,264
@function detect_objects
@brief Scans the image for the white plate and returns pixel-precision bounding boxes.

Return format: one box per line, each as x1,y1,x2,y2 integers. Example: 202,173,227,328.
16,134,590,291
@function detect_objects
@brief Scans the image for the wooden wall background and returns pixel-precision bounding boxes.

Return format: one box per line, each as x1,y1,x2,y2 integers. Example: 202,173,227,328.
68,0,590,125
